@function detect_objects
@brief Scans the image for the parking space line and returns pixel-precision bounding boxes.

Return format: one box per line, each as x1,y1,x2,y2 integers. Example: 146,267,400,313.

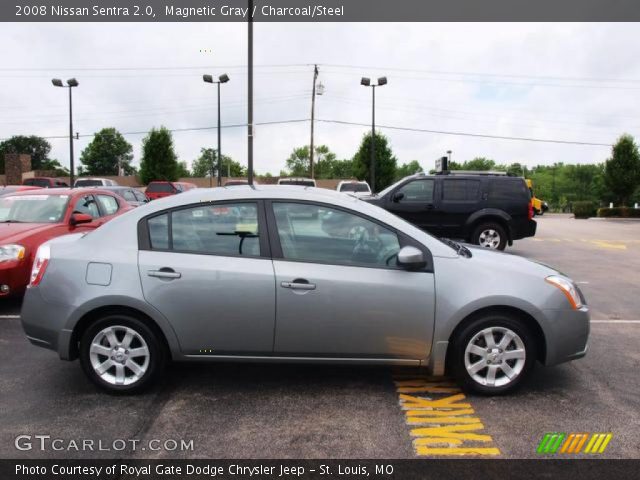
591,320,640,324
393,374,500,456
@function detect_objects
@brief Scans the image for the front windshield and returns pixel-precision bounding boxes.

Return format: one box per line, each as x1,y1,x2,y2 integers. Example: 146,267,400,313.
340,183,370,193
0,194,70,223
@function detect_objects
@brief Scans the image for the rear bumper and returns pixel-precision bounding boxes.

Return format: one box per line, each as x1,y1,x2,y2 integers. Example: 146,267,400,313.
540,306,590,366
20,287,75,360
511,218,537,240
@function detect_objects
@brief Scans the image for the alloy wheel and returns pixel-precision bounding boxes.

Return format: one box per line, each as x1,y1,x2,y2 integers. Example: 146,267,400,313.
478,229,501,249
89,325,150,386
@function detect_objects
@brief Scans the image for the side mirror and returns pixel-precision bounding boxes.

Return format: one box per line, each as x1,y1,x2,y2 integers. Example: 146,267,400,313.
70,213,93,227
392,192,405,203
397,246,426,270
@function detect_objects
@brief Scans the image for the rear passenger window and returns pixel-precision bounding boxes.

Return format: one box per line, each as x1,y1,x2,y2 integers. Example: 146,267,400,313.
148,214,169,249
123,190,137,202
96,195,119,215
442,179,480,201
489,180,529,200
147,203,260,256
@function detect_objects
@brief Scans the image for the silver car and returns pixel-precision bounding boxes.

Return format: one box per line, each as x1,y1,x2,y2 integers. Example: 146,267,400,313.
20,186,589,394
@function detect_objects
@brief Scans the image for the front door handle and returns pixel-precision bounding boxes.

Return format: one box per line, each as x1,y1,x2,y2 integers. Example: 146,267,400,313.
148,268,181,279
281,279,316,290
425,204,434,210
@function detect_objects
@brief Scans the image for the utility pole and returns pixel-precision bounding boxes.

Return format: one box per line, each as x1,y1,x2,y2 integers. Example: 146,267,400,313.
370,85,375,190
309,64,319,179
247,0,254,185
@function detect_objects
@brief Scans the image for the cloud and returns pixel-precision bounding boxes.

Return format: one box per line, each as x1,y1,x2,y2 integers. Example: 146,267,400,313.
1,22,637,175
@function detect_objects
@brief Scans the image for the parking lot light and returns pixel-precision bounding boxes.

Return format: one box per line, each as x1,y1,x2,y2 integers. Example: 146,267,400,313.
203,73,230,187
360,76,388,191
52,77,79,187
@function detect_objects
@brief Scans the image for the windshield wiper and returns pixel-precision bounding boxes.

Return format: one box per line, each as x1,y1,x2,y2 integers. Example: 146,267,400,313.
440,237,472,258
0,219,25,223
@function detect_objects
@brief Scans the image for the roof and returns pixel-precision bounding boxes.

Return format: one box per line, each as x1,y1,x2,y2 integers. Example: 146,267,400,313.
4,187,120,197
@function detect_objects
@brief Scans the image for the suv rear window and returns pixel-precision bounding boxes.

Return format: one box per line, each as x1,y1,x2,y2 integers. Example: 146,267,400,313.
279,180,315,187
488,179,529,200
75,180,103,187
442,179,480,201
146,182,175,193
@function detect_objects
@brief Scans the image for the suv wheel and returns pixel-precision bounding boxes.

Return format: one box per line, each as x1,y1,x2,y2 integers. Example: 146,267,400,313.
472,222,507,250
451,313,536,395
79,314,165,394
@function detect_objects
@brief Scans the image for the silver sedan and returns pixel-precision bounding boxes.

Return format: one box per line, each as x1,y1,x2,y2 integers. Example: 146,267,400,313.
20,186,589,394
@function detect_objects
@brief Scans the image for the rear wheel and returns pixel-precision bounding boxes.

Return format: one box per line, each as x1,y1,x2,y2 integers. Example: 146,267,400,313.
451,313,536,395
79,314,165,394
471,222,507,251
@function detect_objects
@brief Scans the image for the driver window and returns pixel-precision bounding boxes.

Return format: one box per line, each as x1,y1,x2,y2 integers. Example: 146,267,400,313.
73,195,100,218
396,179,434,203
272,202,401,268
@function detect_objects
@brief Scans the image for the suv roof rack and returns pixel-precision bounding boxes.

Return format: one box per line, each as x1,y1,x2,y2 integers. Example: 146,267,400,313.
445,170,516,177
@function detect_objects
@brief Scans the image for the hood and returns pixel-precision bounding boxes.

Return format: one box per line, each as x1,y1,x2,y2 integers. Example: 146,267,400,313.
464,244,562,279
0,223,57,245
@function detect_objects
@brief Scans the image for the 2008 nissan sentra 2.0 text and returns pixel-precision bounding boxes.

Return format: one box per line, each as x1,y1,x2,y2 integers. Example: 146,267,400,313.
20,186,589,395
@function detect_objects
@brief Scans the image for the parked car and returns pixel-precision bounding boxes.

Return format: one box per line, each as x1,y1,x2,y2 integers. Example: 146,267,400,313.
0,188,132,297
365,172,536,250
336,180,372,198
145,181,197,200
74,178,119,187
94,186,149,207
277,177,316,187
22,177,68,188
21,186,588,395
0,185,42,196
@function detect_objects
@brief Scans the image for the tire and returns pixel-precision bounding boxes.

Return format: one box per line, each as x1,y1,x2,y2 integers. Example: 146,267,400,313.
471,222,507,251
79,314,166,394
450,313,536,395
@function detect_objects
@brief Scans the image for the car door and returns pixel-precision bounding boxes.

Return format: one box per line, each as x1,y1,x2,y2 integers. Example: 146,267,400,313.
137,201,276,354
268,201,435,360
384,178,440,234
439,178,481,238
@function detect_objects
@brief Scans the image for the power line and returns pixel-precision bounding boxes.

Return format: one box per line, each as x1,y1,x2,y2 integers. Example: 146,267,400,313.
315,119,613,147
0,64,311,72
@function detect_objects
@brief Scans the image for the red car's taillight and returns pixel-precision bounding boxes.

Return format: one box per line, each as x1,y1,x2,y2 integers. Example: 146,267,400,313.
29,244,50,288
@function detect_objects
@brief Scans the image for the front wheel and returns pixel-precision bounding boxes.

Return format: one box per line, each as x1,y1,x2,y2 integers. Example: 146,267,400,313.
450,314,536,395
79,314,166,394
471,222,507,250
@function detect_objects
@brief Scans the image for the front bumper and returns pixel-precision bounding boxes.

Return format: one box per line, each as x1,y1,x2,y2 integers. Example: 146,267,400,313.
0,260,30,297
541,306,590,366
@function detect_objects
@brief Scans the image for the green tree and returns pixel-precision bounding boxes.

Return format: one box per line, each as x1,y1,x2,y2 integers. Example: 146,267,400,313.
461,157,496,171
176,161,191,178
191,148,244,178
395,160,423,180
605,134,640,206
139,127,179,184
352,132,398,192
0,135,52,173
284,146,311,177
79,128,134,175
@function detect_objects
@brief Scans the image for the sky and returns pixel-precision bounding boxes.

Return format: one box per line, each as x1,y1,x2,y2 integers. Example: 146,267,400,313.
1,22,639,176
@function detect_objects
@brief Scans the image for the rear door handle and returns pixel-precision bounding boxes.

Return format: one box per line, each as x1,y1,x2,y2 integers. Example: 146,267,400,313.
148,268,181,279
281,280,316,290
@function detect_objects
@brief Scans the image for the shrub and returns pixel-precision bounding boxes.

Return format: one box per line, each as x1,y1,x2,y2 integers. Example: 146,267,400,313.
597,207,640,218
572,201,596,219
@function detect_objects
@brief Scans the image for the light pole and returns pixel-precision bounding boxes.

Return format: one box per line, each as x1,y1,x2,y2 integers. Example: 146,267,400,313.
361,76,387,192
52,78,79,187
203,73,230,187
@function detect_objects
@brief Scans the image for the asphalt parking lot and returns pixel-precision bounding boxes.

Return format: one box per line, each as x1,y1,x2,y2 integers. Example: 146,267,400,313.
1,214,638,459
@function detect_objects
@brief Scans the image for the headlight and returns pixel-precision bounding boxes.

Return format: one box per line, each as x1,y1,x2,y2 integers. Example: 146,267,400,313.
0,244,25,263
545,275,582,310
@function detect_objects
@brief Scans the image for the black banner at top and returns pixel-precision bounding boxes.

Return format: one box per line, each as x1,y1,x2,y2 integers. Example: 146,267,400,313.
3,0,640,22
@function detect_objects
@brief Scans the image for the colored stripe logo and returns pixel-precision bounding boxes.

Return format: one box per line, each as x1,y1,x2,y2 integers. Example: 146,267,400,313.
537,432,612,454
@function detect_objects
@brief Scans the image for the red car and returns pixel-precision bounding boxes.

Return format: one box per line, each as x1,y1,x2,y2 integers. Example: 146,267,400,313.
22,177,69,188
0,188,132,297
145,181,197,200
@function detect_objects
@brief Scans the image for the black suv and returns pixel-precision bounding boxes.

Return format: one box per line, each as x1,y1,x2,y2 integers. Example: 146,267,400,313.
365,172,536,250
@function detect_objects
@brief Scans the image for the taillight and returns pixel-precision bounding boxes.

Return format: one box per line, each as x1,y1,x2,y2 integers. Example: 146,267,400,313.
528,201,534,220
29,244,50,288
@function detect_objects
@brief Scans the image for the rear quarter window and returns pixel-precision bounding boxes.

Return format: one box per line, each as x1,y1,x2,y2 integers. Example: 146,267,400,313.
442,179,480,201
488,179,530,201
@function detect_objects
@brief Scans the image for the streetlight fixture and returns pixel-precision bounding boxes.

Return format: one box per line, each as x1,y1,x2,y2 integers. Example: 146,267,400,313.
52,78,79,187
360,76,387,191
203,73,230,187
